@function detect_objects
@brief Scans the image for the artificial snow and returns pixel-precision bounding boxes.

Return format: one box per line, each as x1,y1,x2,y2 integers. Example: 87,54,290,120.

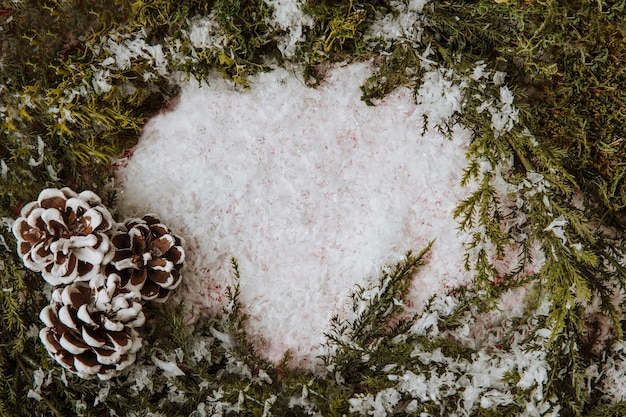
263,0,314,58
366,0,430,43
113,61,475,368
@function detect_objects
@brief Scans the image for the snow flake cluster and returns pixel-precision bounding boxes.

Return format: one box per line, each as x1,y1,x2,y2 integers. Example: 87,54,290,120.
263,0,314,57
366,0,431,44
345,291,560,417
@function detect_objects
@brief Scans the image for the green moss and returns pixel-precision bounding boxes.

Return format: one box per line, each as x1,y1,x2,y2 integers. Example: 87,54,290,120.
299,0,392,84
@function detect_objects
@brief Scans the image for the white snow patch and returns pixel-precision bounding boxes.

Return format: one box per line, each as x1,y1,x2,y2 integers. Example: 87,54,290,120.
186,14,226,51
600,341,626,401
100,29,168,76
1,159,8,180
114,62,474,368
349,388,401,417
264,0,314,57
366,0,431,43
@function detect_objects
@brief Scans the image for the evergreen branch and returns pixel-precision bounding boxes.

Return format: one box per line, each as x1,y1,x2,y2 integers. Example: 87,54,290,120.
350,243,432,348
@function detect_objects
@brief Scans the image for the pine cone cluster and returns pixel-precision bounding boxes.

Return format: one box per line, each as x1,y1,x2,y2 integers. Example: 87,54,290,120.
13,188,185,380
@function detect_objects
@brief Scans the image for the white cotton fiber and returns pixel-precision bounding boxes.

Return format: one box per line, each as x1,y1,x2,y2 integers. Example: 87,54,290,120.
113,62,474,368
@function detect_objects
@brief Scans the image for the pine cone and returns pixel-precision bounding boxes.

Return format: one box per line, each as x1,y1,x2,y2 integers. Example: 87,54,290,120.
12,188,114,285
108,215,184,303
39,277,144,380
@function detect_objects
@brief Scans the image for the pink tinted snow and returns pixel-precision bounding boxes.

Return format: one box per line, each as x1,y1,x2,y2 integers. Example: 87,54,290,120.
113,62,477,368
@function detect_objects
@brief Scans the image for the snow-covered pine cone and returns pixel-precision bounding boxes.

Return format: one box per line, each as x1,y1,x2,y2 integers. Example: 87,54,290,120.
108,215,184,303
12,188,114,285
39,276,144,380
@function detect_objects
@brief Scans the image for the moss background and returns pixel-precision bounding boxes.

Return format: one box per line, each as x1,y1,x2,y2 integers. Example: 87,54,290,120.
2,1,626,416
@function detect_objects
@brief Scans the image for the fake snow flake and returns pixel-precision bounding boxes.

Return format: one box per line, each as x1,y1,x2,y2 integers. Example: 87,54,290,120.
27,368,46,402
393,370,430,402
544,216,568,246
0,159,7,180
152,354,186,378
490,86,519,134
348,388,401,417
27,136,44,167
91,68,113,94
186,15,226,50
100,29,168,76
416,68,465,127
264,0,313,57
598,341,626,402
366,0,430,43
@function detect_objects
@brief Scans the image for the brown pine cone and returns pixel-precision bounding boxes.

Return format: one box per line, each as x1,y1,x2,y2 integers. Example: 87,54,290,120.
12,188,114,286
39,277,144,380
108,215,184,303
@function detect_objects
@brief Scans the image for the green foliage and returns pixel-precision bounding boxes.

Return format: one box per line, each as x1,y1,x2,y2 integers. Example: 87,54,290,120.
300,0,392,84
323,245,433,379
587,401,626,417
174,0,277,85
500,1,626,218
0,260,49,417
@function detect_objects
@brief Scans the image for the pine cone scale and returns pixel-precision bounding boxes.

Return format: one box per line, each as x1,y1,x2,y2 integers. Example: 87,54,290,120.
149,269,175,286
76,259,94,276
14,219,42,243
147,257,172,271
130,268,147,287
40,328,65,353
38,189,67,209
79,207,108,233
111,234,130,250
59,330,90,355
63,282,91,305
77,304,98,327
151,234,175,255
58,305,80,331
40,208,66,233
72,351,101,375
106,331,132,349
82,327,107,348
70,234,111,264
112,248,133,264
149,224,169,237
33,241,53,264
130,227,147,254
165,246,184,264
42,196,68,210
40,305,65,331
95,347,122,365
140,280,160,299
